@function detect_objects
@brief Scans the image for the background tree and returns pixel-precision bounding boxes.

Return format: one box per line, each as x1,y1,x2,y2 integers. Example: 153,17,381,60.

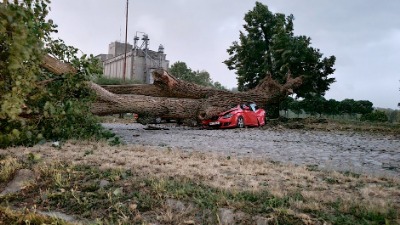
361,110,388,122
280,96,295,117
388,110,399,123
169,61,226,90
212,81,225,90
192,70,212,87
338,99,374,118
301,96,326,117
224,2,336,118
282,98,374,120
354,100,373,115
168,61,193,82
288,100,303,117
324,99,340,118
339,99,357,117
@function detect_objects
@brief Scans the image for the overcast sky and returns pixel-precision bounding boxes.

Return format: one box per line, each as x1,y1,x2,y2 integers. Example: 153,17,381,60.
48,0,400,109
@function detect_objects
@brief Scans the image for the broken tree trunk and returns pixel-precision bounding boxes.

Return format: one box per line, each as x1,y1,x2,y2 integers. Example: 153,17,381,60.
101,68,302,119
89,82,199,118
40,55,302,122
101,68,230,99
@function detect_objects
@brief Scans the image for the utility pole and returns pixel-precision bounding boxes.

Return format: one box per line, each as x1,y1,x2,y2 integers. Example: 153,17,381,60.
122,0,129,82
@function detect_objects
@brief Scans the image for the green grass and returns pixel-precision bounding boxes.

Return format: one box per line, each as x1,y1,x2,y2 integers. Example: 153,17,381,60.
0,206,71,225
313,201,397,225
0,156,21,183
278,117,400,135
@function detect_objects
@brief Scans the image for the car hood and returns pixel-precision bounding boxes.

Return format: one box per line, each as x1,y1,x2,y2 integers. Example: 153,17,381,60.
218,105,240,116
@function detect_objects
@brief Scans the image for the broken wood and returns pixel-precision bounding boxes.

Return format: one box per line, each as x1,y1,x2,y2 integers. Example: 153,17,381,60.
41,54,76,75
101,68,230,99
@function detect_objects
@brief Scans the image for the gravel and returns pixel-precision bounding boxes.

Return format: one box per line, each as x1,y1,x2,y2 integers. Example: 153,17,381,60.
102,123,400,177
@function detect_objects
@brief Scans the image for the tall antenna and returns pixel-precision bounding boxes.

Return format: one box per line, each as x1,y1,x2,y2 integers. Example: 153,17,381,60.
122,0,129,82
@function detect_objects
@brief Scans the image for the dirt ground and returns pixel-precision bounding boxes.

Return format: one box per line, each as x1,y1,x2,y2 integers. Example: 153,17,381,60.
1,125,400,224
102,122,400,177
2,141,399,221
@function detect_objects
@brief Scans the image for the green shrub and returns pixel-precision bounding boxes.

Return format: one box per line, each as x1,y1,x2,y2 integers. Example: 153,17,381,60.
360,110,388,122
0,1,112,148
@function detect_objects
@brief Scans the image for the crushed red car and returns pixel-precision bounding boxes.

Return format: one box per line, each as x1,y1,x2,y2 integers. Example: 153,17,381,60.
202,102,266,128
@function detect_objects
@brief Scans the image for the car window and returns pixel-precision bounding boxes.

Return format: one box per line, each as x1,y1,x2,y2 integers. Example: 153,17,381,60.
249,103,258,112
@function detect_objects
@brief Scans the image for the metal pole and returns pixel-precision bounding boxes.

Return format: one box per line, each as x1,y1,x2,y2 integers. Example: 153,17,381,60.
122,0,129,82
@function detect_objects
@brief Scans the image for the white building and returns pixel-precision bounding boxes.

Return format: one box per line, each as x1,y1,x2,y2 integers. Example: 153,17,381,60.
97,34,169,84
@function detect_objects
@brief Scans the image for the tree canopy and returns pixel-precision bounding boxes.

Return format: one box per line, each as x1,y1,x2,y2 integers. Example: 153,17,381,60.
224,1,336,99
169,61,226,90
283,97,374,118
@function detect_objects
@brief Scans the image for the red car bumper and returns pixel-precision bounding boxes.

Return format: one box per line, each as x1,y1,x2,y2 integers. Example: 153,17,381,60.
202,117,238,129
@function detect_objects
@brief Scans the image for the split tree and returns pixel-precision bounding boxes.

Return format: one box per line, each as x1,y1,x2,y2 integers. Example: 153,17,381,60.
41,55,302,124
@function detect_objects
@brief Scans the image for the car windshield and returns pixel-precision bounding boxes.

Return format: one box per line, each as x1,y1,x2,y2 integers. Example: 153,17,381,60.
249,103,258,111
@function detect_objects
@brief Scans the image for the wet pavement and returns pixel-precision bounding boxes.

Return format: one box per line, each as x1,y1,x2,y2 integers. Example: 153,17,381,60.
103,123,400,177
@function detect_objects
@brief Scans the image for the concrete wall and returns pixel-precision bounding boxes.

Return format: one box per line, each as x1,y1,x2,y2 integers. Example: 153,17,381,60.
108,41,133,57
101,43,169,84
96,54,113,62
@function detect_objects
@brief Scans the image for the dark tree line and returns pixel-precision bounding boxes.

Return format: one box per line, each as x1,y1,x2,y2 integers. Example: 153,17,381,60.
280,96,375,118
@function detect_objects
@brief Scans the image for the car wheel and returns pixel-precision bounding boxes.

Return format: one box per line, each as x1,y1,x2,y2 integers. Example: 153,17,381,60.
237,116,245,128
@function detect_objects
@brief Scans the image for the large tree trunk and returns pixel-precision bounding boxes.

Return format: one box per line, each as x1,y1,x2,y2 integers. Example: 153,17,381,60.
101,68,301,119
40,55,302,123
101,68,230,99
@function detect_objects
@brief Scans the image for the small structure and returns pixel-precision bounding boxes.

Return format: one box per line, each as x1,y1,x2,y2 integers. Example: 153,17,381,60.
97,33,169,84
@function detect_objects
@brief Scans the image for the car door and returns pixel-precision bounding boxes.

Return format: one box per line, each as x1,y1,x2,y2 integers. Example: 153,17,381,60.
255,108,265,125
242,104,258,126
250,103,265,126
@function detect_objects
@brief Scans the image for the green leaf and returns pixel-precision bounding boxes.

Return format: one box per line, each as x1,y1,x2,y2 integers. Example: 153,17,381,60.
113,187,123,196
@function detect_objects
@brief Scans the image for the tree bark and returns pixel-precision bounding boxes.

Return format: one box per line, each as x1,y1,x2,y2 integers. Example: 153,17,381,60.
101,68,230,99
40,55,302,122
41,54,76,75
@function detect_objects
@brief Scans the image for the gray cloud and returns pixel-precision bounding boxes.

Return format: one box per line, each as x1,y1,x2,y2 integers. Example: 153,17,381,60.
48,0,400,108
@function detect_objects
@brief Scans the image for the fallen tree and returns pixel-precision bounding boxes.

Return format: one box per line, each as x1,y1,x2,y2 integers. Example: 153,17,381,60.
41,55,302,123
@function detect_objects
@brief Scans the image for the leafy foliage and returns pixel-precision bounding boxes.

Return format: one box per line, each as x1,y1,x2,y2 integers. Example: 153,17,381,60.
225,2,336,94
0,1,111,148
169,61,227,90
224,2,336,117
279,96,295,117
387,109,400,123
288,98,303,116
286,97,374,118
361,110,389,122
301,95,327,116
339,99,373,116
